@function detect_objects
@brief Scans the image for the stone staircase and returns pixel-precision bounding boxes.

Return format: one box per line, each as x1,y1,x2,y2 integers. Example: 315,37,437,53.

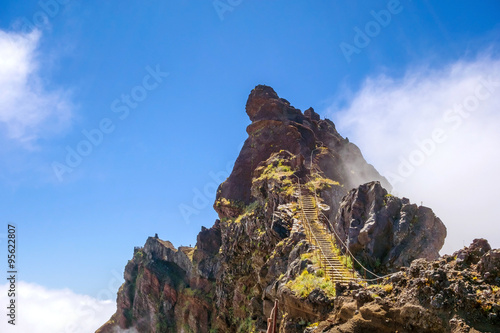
298,186,356,283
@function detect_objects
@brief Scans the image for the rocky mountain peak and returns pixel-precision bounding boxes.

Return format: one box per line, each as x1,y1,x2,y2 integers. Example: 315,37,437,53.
97,86,498,333
215,85,390,219
246,85,293,122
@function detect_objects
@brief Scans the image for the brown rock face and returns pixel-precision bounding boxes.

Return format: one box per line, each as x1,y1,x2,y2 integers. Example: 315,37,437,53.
96,235,218,333
335,181,447,272
314,241,500,332
97,85,500,333
245,85,303,122
215,84,390,218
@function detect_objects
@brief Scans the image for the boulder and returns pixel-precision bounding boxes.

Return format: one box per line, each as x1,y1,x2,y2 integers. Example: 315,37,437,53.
335,181,446,271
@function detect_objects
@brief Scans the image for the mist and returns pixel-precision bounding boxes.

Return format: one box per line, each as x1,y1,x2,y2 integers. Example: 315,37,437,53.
328,54,500,255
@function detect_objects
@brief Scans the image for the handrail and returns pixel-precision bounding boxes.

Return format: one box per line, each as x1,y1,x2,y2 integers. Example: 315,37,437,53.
321,210,401,282
306,175,346,279
294,171,397,283
305,170,401,283
292,174,313,244
295,179,346,281
318,211,382,280
307,171,381,281
304,176,351,282
302,201,345,281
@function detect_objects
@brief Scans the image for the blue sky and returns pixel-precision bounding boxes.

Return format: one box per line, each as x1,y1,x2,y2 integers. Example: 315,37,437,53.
0,1,499,331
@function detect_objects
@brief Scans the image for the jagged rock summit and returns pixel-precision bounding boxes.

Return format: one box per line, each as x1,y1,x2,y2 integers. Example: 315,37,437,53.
96,86,498,333
215,84,391,218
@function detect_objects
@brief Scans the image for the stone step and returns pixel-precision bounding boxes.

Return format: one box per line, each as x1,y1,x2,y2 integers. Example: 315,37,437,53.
322,261,346,266
325,266,351,270
325,269,349,272
325,270,354,279
325,268,349,272
298,188,360,282
327,273,353,276
320,258,347,264
327,272,352,276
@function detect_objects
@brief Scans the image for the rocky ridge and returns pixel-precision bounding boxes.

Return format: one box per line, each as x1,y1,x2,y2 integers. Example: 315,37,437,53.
313,238,500,332
96,86,497,333
336,181,447,273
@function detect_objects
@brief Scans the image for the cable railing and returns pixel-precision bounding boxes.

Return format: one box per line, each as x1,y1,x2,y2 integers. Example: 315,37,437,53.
318,211,381,280
305,149,400,284
306,172,381,281
292,163,399,284
304,178,357,277
295,180,352,282
292,174,313,244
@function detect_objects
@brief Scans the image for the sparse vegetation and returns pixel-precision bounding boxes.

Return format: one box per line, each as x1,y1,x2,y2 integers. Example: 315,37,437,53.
305,175,341,193
301,251,320,266
245,200,260,213
134,250,144,260
253,156,296,197
234,201,260,223
341,255,353,270
286,269,336,298
254,159,294,183
215,197,246,211
237,317,257,333
301,252,313,260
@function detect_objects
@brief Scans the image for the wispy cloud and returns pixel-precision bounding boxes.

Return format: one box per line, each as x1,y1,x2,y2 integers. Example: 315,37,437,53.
0,281,116,333
328,54,500,254
0,29,73,145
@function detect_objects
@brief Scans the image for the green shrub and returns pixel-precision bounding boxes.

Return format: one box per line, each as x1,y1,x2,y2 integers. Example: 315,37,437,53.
341,255,353,269
286,269,336,298
237,317,257,333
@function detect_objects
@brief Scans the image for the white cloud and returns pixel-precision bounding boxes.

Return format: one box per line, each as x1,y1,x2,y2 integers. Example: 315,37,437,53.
0,29,72,144
0,281,116,333
328,55,500,255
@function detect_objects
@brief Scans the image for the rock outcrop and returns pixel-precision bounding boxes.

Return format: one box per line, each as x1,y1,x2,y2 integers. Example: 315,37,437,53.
214,84,391,218
335,181,447,273
97,85,497,333
313,239,500,333
96,236,217,333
